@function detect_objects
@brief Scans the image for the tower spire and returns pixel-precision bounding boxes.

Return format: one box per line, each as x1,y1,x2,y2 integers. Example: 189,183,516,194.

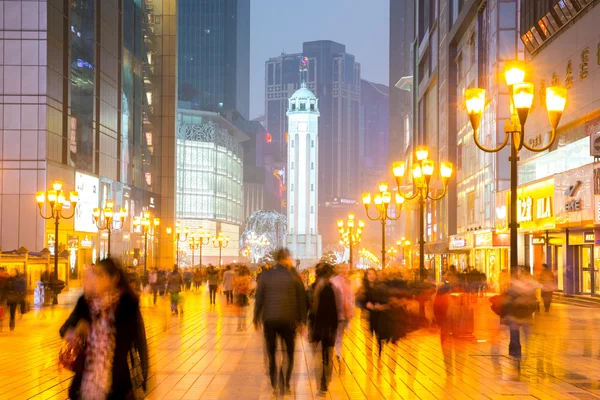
299,56,309,87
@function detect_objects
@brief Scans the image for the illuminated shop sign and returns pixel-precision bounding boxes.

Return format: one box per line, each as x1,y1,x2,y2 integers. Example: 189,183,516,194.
584,232,595,243
449,234,473,250
564,181,583,212
75,172,99,233
510,179,555,231
532,237,546,245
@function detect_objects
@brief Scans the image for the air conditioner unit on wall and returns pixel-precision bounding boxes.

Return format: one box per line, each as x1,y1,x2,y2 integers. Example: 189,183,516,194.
590,130,600,157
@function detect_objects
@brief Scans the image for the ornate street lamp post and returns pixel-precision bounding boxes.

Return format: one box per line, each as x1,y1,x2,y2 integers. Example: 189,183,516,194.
337,213,365,269
36,181,79,283
133,212,160,274
465,61,566,358
166,221,189,268
362,182,404,268
393,147,453,280
465,61,567,277
212,231,230,266
93,200,126,259
189,227,210,269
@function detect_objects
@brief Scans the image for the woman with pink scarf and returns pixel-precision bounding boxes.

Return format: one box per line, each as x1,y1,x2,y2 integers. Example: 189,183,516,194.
60,259,148,399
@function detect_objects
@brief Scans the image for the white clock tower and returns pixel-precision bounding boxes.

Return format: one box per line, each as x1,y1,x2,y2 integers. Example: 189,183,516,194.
286,76,322,268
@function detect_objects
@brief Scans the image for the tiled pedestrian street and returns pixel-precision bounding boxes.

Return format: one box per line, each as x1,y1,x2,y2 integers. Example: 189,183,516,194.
1,290,600,400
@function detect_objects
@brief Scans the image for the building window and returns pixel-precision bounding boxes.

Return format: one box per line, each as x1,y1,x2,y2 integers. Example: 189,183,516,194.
311,162,314,170
291,140,294,148
291,184,294,192
311,140,314,148
291,162,294,169
291,206,294,214
311,184,314,191
300,102,306,111
291,103,296,111
311,206,314,214
310,104,315,111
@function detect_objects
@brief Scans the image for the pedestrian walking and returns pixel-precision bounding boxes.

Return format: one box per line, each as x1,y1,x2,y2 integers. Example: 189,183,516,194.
183,269,193,292
234,265,253,330
207,266,220,305
223,265,235,305
253,248,307,395
6,268,26,331
59,258,148,399
148,269,158,305
330,263,354,361
168,266,184,315
193,268,203,291
505,266,538,361
308,263,338,393
539,263,556,312
359,268,389,357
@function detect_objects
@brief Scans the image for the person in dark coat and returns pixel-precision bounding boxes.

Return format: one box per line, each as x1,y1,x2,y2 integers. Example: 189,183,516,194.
308,263,338,393
361,268,389,357
254,248,307,396
6,268,26,331
60,258,148,400
539,263,556,312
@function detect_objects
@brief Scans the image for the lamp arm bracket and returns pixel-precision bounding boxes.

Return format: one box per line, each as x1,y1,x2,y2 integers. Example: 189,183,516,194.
364,208,381,221
474,128,509,153
521,129,556,153
62,208,77,220
428,187,448,201
397,190,419,201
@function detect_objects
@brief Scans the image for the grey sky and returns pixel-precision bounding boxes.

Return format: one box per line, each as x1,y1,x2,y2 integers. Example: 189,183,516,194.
249,0,390,119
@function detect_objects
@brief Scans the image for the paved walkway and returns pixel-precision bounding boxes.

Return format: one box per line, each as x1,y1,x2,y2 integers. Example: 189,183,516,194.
1,289,600,399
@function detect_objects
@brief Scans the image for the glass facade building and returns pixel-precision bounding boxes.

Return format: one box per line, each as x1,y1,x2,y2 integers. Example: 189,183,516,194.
178,0,250,119
176,108,246,263
0,0,178,287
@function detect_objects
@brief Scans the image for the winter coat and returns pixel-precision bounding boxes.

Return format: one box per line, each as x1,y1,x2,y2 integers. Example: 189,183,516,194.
59,292,148,399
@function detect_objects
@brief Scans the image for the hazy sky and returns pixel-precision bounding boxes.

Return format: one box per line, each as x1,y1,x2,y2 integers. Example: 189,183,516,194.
249,0,389,119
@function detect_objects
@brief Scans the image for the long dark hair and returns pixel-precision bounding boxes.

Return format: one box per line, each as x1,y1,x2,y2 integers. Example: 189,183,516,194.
96,258,137,298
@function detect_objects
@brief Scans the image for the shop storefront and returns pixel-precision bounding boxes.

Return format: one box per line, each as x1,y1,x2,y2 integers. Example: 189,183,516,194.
553,164,598,295
473,230,509,291
448,233,473,272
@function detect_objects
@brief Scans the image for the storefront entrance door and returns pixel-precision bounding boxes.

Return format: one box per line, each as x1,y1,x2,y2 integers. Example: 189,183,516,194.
579,246,599,295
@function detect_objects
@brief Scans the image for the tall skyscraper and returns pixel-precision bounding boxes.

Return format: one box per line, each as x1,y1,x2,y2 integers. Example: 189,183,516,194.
360,79,389,192
264,41,361,218
389,0,414,163
286,62,322,267
178,0,250,119
0,0,178,282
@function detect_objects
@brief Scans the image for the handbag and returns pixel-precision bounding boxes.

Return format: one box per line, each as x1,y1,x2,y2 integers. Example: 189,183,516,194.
58,337,86,373
489,293,508,317
127,348,146,399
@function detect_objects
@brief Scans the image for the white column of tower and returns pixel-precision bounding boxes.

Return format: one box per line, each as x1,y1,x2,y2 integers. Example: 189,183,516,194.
286,79,321,268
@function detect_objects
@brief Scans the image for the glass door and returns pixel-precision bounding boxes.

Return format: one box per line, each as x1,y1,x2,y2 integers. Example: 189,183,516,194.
594,247,600,296
581,246,593,294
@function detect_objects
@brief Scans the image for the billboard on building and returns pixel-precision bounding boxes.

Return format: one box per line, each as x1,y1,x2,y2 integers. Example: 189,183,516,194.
75,172,100,233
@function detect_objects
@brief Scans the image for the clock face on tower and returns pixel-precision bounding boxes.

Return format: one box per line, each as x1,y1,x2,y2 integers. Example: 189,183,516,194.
297,121,308,133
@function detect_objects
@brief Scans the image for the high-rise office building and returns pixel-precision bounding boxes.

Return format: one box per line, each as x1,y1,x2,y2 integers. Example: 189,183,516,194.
178,0,250,119
0,0,178,286
360,79,389,191
389,0,414,163
264,41,361,218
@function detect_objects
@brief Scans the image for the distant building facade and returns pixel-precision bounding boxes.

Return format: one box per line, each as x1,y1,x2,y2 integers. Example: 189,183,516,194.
178,0,250,119
360,80,389,193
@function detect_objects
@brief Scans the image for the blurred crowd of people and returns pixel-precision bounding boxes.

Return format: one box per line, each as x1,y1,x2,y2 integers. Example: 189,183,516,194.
43,247,560,398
